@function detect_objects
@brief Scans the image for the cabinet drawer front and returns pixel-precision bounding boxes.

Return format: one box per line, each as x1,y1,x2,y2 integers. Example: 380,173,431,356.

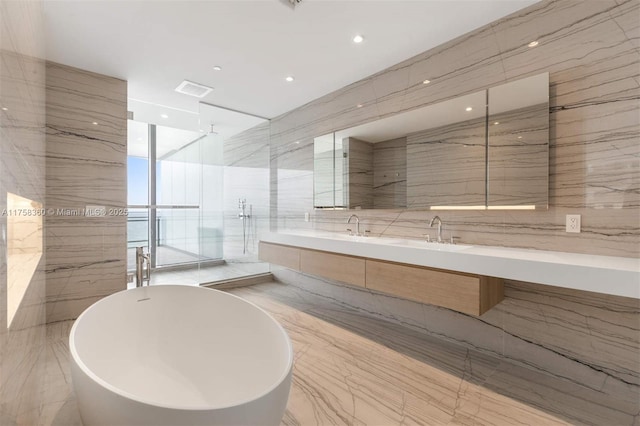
259,242,300,270
300,249,366,287
366,260,481,315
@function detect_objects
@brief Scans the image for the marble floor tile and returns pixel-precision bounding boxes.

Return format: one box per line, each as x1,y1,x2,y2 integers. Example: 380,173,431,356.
39,282,638,425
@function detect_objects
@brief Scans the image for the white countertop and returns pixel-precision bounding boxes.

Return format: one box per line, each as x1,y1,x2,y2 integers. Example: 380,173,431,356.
261,230,640,299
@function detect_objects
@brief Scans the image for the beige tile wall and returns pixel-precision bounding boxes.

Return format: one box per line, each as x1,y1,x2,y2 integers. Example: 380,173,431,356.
45,62,127,323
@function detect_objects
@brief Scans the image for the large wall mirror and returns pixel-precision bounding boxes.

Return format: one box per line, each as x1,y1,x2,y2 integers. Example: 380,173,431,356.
313,72,549,210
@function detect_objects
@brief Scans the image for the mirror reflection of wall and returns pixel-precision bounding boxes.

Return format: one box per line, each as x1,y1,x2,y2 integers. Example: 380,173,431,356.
313,72,549,211
487,73,549,209
334,137,346,208
313,133,334,208
373,137,407,209
406,90,486,209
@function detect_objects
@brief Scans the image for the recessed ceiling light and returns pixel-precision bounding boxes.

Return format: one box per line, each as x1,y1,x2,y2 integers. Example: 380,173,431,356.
353,35,364,44
356,104,363,108
423,79,431,85
517,136,523,139
213,66,222,71
494,121,500,125
137,137,142,141
92,121,98,125
528,40,539,48
285,76,294,82
1,107,7,111
465,107,473,112
295,141,300,144
160,114,168,119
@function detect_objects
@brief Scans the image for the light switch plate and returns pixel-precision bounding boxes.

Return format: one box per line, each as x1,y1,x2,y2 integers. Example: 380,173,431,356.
566,214,581,233
304,212,310,222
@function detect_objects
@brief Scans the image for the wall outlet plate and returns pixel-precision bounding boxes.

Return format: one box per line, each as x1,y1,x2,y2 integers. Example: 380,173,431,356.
566,214,581,233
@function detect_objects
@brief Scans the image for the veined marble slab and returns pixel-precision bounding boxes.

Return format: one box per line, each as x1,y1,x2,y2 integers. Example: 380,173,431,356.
262,230,640,299
45,62,127,323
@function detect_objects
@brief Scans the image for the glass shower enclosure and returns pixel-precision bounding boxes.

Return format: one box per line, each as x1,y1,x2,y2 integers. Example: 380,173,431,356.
127,121,224,285
126,102,270,286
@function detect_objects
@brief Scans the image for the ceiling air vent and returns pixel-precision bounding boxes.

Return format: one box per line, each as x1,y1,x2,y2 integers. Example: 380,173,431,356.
175,80,213,98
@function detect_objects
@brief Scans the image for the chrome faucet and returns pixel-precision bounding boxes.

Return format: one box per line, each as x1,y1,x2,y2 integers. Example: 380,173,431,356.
347,214,361,236
429,216,443,243
135,247,151,287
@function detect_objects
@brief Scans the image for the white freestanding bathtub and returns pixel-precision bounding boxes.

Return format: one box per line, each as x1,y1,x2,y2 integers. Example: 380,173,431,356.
69,285,293,426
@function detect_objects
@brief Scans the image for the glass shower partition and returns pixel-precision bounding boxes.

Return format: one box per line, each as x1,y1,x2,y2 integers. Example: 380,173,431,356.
154,126,224,282
127,120,223,285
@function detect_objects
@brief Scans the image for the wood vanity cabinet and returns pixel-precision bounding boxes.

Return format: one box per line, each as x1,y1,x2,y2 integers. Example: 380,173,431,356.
300,249,366,288
365,259,503,316
258,242,503,315
258,242,300,270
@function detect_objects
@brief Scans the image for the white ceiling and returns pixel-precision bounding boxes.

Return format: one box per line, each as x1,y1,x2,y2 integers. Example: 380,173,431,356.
43,0,537,129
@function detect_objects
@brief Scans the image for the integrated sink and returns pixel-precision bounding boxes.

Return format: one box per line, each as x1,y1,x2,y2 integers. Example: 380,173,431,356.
327,234,473,252
387,239,473,252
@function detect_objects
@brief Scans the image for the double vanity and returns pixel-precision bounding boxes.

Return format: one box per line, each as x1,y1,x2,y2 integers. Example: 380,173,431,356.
260,230,640,316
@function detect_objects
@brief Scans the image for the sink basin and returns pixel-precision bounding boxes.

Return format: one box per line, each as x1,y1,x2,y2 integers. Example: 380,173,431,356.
328,233,371,242
386,239,472,251
336,235,472,251
291,232,471,251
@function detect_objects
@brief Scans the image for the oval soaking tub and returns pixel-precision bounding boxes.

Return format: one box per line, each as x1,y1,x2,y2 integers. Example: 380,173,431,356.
69,285,293,426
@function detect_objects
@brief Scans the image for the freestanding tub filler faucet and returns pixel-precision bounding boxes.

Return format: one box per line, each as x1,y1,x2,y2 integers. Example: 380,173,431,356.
429,216,443,243
135,247,151,287
347,214,361,236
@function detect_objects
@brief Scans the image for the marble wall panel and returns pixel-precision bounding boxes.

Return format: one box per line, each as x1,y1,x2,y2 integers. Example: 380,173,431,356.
45,62,127,323
373,137,407,209
0,1,47,423
610,0,640,53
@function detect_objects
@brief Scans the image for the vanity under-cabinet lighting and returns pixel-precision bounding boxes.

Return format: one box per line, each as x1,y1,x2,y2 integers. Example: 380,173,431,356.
429,205,536,210
430,205,486,210
487,205,536,210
